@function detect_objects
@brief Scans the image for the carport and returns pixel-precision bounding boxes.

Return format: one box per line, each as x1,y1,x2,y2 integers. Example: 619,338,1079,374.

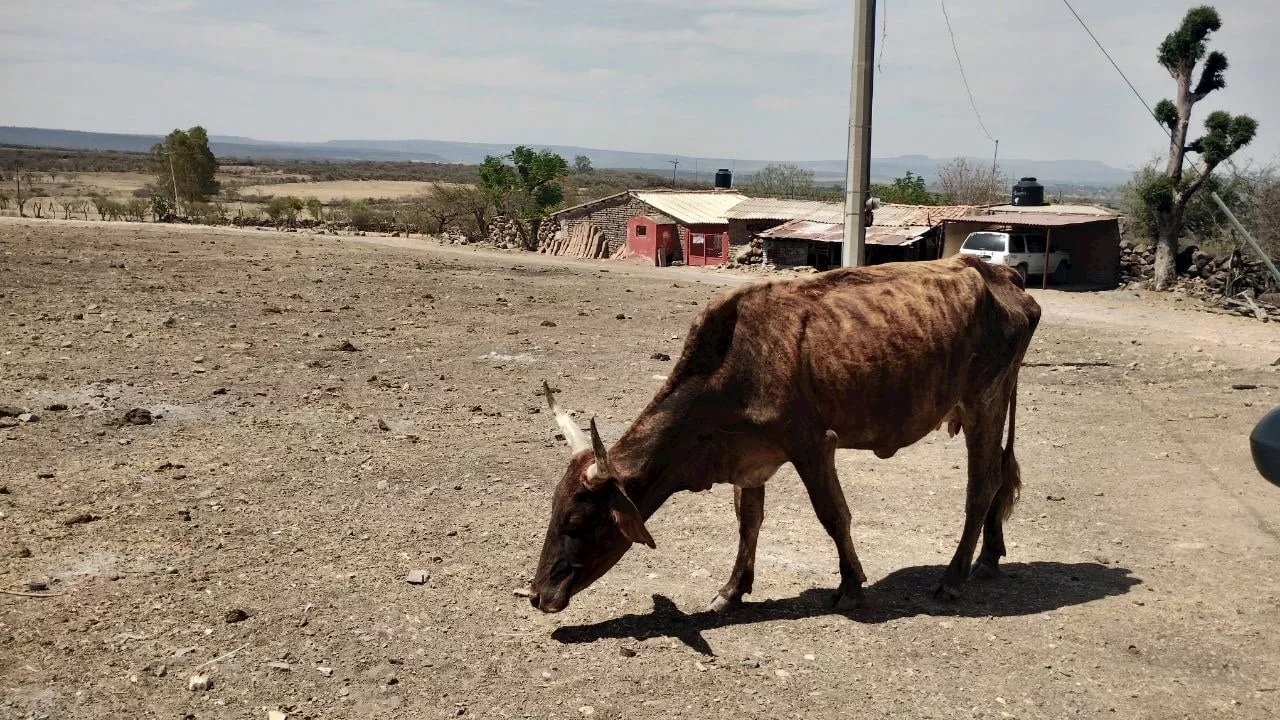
941,212,1122,288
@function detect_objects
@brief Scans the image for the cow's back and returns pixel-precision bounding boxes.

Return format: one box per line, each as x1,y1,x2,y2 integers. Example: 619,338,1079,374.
700,256,1039,451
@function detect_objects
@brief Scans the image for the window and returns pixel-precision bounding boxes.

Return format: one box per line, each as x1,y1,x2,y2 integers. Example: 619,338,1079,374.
961,232,1007,252
1009,235,1027,254
635,225,647,237
1025,235,1047,254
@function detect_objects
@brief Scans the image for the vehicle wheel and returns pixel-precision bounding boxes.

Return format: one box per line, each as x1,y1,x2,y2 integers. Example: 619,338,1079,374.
1053,262,1069,285
1014,264,1028,284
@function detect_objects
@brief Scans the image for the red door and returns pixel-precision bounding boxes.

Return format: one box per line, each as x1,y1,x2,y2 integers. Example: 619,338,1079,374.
688,233,722,266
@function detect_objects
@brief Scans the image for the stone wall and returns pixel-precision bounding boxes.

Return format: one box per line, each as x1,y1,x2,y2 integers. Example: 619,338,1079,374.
1121,241,1280,320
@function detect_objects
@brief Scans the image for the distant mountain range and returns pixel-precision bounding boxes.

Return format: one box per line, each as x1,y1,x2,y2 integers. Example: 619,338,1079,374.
0,126,1133,187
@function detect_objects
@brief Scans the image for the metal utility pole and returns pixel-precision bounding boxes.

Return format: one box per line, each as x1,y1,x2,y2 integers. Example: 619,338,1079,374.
841,0,877,268
669,160,680,188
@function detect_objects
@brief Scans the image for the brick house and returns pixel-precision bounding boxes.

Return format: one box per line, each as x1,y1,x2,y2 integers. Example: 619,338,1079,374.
542,190,747,266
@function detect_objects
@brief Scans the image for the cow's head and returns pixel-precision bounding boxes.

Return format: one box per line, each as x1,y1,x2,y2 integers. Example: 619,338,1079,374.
528,381,654,613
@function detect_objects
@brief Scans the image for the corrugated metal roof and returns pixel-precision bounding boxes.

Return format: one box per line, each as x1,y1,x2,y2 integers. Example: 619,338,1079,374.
758,219,929,246
985,203,1119,217
725,198,844,223
632,191,747,225
872,204,979,227
946,212,1120,228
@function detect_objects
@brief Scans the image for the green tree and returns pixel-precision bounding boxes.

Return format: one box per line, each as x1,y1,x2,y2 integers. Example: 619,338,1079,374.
479,146,570,248
265,195,305,222
304,196,324,221
152,126,220,212
742,163,815,197
573,155,594,174
1144,6,1258,289
871,171,938,205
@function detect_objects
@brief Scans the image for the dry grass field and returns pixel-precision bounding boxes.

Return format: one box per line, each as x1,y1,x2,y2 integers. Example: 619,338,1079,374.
235,180,459,203
2,218,1279,719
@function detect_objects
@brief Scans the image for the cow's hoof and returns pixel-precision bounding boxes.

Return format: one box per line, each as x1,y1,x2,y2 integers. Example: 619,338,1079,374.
930,581,963,602
971,559,1001,581
707,594,740,613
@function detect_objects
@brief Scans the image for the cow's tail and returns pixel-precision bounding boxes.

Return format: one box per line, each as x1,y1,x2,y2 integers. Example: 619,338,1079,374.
994,379,1022,522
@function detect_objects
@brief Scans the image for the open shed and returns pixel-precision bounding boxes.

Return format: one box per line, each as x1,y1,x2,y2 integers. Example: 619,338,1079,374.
942,211,1122,287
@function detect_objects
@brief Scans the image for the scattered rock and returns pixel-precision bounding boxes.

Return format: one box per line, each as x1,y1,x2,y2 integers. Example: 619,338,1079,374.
406,570,430,585
332,340,360,352
316,666,334,677
1046,495,1065,502
44,403,68,412
187,674,212,691
268,711,288,720
26,580,48,591
1232,383,1258,390
0,485,6,494
265,661,292,672
615,313,627,320
540,320,557,327
17,413,38,423
224,608,249,624
152,663,167,678
63,512,101,526
619,647,637,658
650,353,671,361
14,545,32,558
742,659,760,668
36,472,54,479
512,587,532,598
122,408,153,425
0,406,25,417
212,387,229,396
579,707,594,716
377,418,391,431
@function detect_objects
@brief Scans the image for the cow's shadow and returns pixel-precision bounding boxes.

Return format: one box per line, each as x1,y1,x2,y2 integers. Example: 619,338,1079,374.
551,562,1140,656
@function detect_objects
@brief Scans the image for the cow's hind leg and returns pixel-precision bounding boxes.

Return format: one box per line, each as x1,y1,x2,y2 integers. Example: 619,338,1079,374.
795,430,866,610
934,400,1007,600
709,485,766,612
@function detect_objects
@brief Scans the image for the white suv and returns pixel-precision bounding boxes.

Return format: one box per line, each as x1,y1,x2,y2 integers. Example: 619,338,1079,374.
959,231,1070,285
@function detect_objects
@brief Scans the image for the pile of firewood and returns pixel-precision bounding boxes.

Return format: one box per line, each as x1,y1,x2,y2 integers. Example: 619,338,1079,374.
538,223,611,259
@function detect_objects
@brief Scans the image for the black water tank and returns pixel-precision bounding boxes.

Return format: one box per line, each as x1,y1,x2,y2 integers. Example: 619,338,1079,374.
1011,177,1045,206
714,169,732,189
1250,406,1280,486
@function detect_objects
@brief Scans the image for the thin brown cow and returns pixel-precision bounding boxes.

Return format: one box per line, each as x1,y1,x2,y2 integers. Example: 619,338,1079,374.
529,255,1041,614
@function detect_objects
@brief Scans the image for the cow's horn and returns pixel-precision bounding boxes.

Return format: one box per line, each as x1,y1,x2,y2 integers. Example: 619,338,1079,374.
543,380,589,455
585,417,617,485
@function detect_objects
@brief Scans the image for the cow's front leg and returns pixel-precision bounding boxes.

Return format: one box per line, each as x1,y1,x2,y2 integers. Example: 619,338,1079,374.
709,485,765,612
795,430,866,610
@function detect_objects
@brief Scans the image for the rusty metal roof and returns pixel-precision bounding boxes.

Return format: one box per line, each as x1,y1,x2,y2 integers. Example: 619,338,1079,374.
724,198,844,223
632,191,747,225
872,204,979,227
946,212,1120,228
758,220,930,246
985,203,1119,217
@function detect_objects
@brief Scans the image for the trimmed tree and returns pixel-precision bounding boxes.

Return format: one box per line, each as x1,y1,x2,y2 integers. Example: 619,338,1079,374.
1147,6,1258,289
152,126,220,214
479,146,569,249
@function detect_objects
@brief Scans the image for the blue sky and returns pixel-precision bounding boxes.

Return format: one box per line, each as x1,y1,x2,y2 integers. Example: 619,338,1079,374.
2,0,1275,168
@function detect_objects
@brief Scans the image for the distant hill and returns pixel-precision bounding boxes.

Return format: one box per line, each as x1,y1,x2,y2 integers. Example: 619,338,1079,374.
0,126,1133,187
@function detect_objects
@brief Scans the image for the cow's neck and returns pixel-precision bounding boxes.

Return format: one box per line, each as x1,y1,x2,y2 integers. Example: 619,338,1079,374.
608,384,735,517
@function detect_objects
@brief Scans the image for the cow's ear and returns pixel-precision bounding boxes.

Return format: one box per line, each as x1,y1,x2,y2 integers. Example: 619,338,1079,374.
608,485,655,549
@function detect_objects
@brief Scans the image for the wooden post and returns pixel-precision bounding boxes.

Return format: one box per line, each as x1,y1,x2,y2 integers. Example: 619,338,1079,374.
1042,226,1053,290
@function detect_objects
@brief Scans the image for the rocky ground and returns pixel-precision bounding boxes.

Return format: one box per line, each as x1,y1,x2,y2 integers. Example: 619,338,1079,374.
2,218,1280,720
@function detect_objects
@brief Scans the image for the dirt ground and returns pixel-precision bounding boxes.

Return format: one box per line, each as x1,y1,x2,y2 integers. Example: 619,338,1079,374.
2,218,1279,720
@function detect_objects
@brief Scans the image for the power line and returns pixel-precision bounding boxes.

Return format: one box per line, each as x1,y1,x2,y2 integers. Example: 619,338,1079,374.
878,0,888,73
1060,0,1164,139
1059,0,1241,180
939,0,997,145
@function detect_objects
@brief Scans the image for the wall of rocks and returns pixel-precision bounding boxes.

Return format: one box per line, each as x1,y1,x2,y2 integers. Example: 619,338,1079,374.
1120,240,1280,320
